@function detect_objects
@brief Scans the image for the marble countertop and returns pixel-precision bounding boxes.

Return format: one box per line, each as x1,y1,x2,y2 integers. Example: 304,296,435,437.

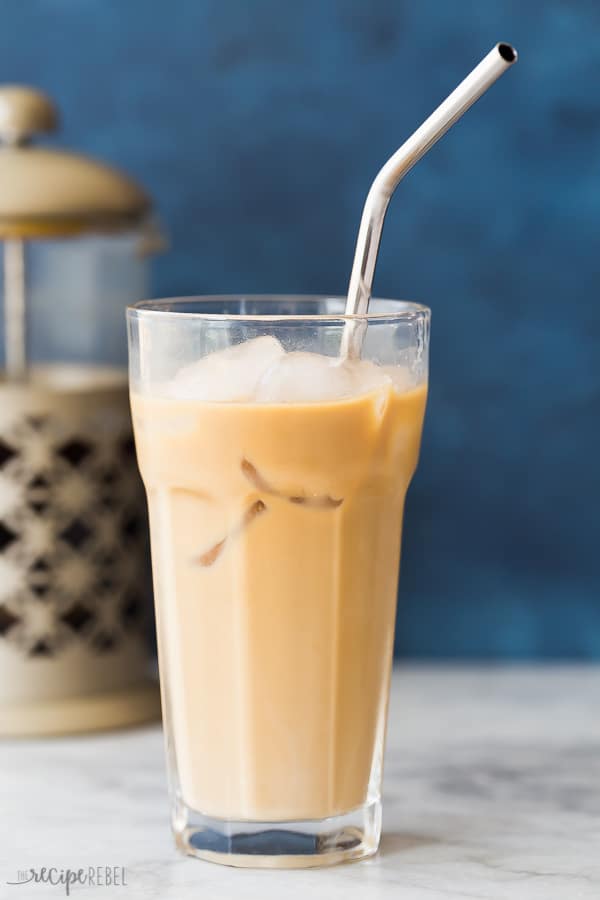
1,666,599,899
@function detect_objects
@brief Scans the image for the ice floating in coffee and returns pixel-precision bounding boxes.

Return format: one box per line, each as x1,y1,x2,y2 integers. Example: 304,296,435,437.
162,336,417,404
164,335,284,402
195,499,267,567
241,458,343,508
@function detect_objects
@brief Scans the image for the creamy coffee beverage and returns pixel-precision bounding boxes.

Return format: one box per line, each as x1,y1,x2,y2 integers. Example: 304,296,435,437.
132,336,427,822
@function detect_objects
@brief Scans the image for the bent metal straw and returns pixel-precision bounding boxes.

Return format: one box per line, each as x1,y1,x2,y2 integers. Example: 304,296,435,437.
341,43,517,359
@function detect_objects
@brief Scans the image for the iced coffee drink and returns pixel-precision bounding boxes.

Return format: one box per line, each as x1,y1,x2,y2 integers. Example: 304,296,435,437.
128,296,429,867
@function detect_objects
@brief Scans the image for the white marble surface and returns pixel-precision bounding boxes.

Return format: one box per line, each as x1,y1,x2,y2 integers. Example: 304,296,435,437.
1,667,599,899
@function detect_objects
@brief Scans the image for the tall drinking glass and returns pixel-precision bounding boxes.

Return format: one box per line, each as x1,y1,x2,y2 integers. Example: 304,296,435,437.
127,296,429,868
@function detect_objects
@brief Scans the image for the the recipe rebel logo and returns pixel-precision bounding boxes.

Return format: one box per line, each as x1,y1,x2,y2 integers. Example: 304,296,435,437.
6,866,128,895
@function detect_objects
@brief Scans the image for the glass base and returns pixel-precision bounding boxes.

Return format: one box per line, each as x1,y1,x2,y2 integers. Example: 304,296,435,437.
173,799,382,868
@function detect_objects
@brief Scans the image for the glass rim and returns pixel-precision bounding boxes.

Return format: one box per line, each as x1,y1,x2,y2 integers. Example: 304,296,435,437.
127,295,431,323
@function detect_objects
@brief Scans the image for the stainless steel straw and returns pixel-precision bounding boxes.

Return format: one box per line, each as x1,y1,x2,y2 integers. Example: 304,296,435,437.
341,43,517,358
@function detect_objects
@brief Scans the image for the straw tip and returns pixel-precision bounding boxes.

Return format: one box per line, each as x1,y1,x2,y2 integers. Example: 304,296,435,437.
497,42,518,63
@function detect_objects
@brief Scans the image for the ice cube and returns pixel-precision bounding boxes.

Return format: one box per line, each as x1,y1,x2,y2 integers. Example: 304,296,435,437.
382,365,417,393
164,336,285,401
254,352,392,403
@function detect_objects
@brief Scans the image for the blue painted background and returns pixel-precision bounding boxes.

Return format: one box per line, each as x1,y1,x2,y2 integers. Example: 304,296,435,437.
1,0,598,657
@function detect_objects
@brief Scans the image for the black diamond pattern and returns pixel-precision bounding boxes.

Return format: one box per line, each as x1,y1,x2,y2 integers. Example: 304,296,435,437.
0,423,147,659
97,551,117,567
0,605,20,635
27,558,51,599
121,514,141,539
27,473,50,514
26,416,46,430
101,467,118,485
57,438,92,467
59,519,92,549
100,467,118,510
121,592,142,627
61,604,94,633
0,522,17,552
98,576,116,592
0,440,18,469
120,437,136,460
92,630,115,652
